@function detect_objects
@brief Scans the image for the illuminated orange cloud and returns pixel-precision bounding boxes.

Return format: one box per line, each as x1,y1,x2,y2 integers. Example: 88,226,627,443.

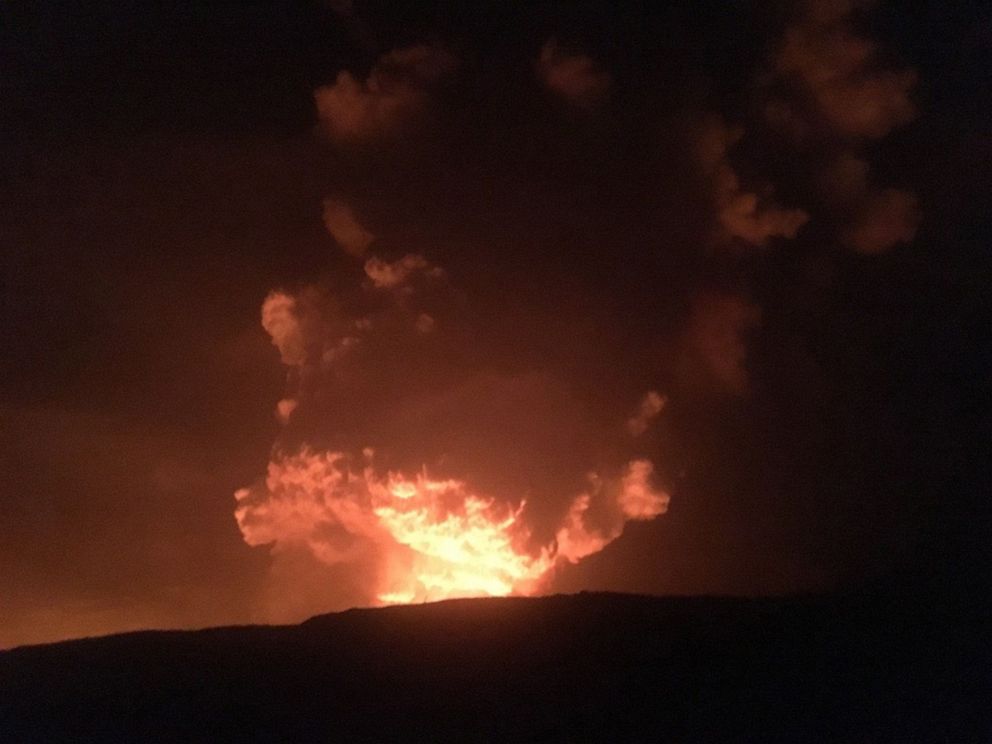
697,117,808,248
276,398,298,424
536,39,612,109
775,0,916,140
627,390,666,437
683,291,761,395
845,188,921,255
323,198,375,256
364,253,444,290
314,45,456,142
261,291,308,366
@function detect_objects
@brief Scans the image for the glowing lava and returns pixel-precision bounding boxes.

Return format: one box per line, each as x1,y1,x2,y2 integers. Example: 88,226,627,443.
235,449,667,605
372,477,552,602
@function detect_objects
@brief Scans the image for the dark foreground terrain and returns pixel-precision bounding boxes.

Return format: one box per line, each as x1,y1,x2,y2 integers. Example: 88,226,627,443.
1,587,987,742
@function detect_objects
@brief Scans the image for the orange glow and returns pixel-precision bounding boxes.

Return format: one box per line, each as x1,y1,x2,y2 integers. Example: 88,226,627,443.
372,475,552,602
235,449,668,605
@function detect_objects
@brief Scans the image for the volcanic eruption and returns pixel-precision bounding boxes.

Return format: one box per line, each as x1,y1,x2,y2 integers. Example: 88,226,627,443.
231,0,926,615
234,212,671,605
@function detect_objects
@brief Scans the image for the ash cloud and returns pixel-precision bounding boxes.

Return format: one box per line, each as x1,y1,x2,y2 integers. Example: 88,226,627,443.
845,187,921,255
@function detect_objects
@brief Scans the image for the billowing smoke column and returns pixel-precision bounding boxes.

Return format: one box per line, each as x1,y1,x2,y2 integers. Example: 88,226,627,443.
236,1,920,613
237,98,669,603
237,238,669,604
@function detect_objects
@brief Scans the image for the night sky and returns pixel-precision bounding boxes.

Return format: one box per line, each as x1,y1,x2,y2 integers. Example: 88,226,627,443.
1,0,989,648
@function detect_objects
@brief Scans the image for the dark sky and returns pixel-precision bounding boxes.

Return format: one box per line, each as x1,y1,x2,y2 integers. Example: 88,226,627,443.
1,0,989,648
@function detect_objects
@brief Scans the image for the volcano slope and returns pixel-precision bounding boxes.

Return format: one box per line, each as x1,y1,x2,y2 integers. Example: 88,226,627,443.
0,588,986,742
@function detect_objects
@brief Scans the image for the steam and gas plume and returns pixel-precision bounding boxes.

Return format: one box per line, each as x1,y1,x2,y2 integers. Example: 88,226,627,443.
682,292,762,395
763,0,921,253
536,39,612,109
238,191,670,609
314,44,456,141
627,391,666,437
696,116,809,248
322,198,375,257
773,0,917,140
234,2,924,616
687,0,920,256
